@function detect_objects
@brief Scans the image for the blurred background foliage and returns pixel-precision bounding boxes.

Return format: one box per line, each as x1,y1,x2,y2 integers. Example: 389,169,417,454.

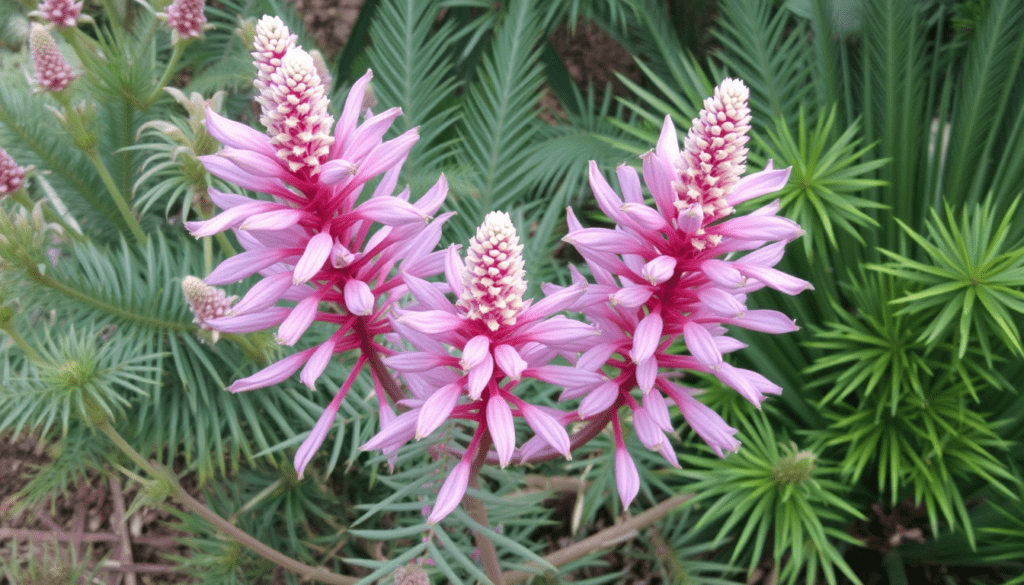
1,0,1023,583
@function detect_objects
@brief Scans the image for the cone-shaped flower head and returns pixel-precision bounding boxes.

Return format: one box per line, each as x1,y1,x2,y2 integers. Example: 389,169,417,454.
672,78,751,226
255,46,334,179
182,275,236,342
457,211,527,331
163,0,208,44
30,24,74,93
34,0,83,28
0,147,26,197
251,15,296,91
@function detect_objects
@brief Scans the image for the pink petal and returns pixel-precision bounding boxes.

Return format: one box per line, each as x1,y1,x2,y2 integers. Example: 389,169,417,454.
616,164,643,204
577,380,619,419
641,256,676,285
204,107,277,159
676,202,704,235
397,310,464,334
384,351,457,373
733,263,812,296
563,228,648,256
486,395,515,468
621,202,669,231
240,208,307,231
333,69,373,156
460,335,490,371
300,337,337,389
633,406,664,450
697,287,747,318
643,390,672,432
630,312,663,364
360,409,418,452
611,285,654,308
416,383,462,439
200,155,292,198
724,309,798,334
319,159,357,183
232,271,294,315
427,457,471,524
614,441,640,508
727,162,791,205
226,346,316,392
342,107,403,163
683,322,722,370
187,200,281,237
714,215,803,241
205,306,290,333
355,196,429,225
494,344,527,381
351,129,418,185
655,115,680,164
276,295,321,346
414,173,448,217
444,245,464,298
520,403,571,460
466,354,493,400
293,232,333,284
403,274,456,313
662,384,740,456
641,150,678,221
343,279,375,316
715,362,782,406
293,387,345,478
635,355,658,393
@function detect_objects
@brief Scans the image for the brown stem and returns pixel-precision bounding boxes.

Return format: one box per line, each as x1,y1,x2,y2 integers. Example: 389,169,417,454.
356,317,404,405
463,434,503,585
97,421,359,585
500,493,693,584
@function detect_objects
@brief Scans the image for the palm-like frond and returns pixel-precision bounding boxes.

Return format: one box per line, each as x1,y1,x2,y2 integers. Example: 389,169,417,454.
447,0,546,241
365,0,460,180
711,0,813,132
942,0,1024,209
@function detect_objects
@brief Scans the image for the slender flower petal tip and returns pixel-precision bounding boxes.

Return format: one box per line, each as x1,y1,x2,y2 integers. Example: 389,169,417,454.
34,0,83,28
457,211,527,331
182,276,236,342
256,46,335,178
161,0,208,44
30,24,75,93
428,458,472,524
0,148,26,196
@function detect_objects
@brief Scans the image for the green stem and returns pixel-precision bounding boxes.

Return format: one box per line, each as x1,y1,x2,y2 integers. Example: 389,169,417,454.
23,264,190,332
0,323,48,365
96,420,358,585
11,190,87,244
86,150,148,245
144,43,186,109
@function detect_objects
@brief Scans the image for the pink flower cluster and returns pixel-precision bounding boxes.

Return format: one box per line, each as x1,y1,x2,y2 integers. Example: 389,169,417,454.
558,78,810,506
30,23,75,93
0,147,26,197
188,16,448,478
161,0,208,44
192,18,809,523
363,211,597,522
33,0,83,28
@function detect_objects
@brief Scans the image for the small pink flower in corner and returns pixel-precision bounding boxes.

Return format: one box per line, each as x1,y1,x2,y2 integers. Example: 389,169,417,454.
29,23,75,93
32,0,84,29
181,276,236,343
0,147,27,198
158,0,212,45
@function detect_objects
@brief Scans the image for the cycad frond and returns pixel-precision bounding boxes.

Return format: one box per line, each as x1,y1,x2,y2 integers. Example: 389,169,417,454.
365,0,460,174
449,0,546,238
711,0,813,132
942,0,1024,208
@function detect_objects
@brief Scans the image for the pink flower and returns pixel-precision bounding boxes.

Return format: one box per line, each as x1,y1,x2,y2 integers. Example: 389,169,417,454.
33,0,83,28
30,24,75,93
362,211,594,524
181,275,237,343
561,78,811,507
0,147,26,197
160,0,209,44
187,18,449,479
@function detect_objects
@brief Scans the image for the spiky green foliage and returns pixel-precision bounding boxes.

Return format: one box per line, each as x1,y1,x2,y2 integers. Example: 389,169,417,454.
871,198,1024,360
680,414,863,585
